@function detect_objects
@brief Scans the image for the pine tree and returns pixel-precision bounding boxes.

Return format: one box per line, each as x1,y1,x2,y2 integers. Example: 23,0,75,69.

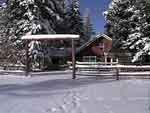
104,0,150,63
0,0,89,68
0,0,67,65
83,8,95,41
130,0,150,63
0,2,19,65
65,0,86,46
104,0,134,48
0,0,42,65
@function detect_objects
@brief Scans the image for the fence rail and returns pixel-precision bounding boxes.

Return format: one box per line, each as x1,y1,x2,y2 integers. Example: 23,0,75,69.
0,63,25,70
68,61,150,80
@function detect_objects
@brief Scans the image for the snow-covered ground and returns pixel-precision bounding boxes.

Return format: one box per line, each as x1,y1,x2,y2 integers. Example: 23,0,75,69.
0,72,150,113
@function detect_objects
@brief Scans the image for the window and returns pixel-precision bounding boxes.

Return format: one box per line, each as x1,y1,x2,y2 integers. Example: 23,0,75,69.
83,56,97,62
99,43,104,50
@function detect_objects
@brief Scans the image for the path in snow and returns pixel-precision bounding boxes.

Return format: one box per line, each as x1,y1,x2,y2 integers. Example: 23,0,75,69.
0,73,150,113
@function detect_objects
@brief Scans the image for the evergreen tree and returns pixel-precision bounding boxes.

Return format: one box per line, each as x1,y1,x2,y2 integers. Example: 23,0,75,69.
0,0,67,65
65,0,86,46
0,0,89,68
104,0,150,63
0,2,19,64
104,0,134,48
83,8,95,40
0,0,42,64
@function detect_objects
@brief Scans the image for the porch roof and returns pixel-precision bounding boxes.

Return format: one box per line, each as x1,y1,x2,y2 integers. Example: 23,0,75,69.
21,34,80,40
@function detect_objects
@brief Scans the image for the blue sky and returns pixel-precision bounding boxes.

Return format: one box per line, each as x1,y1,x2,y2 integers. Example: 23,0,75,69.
80,0,111,33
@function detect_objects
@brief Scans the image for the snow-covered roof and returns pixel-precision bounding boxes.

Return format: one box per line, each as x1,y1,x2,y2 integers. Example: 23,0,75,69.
76,34,112,54
21,34,80,40
99,34,112,41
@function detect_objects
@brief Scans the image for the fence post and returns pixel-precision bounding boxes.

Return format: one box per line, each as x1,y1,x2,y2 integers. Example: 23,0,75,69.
116,58,119,64
104,53,107,65
111,58,113,66
116,67,119,80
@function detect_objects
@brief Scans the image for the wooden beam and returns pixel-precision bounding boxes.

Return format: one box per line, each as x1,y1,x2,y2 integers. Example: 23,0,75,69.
72,39,76,79
25,40,30,76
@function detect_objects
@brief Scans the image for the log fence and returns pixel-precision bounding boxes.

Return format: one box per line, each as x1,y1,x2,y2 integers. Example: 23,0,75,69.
68,61,150,80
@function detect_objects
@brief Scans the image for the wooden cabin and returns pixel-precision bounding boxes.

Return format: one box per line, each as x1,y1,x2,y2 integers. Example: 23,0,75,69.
76,34,113,62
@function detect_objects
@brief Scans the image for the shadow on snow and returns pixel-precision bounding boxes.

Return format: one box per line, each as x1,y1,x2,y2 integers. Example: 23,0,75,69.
0,77,116,97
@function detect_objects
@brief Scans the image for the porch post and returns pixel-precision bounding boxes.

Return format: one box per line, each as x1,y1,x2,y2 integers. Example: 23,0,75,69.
25,40,30,76
72,39,76,79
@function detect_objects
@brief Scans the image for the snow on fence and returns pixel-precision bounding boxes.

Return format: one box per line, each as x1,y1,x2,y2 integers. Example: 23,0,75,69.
0,63,25,70
68,61,150,80
76,61,118,65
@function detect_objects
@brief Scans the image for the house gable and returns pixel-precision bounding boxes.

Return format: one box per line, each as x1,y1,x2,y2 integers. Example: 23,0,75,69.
76,34,112,57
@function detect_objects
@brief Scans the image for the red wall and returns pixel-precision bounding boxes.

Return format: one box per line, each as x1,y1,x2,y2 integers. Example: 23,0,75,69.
91,38,112,56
